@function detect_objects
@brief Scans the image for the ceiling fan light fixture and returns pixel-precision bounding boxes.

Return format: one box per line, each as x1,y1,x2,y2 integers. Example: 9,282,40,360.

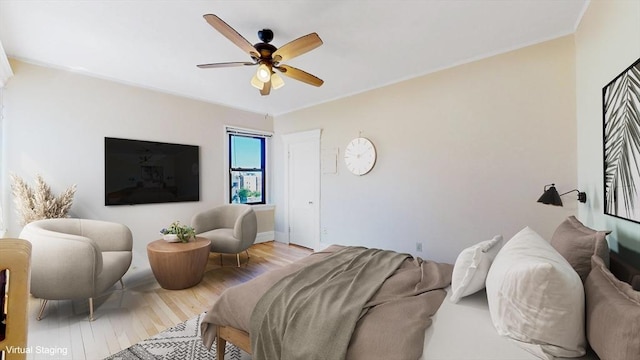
198,15,324,94
250,75,264,90
256,63,271,82
271,72,285,90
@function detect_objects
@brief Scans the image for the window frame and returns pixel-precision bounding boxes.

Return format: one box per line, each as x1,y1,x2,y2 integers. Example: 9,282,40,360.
227,131,268,205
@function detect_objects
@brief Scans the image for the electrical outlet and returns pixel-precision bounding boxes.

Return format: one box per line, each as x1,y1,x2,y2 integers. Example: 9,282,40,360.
416,242,422,252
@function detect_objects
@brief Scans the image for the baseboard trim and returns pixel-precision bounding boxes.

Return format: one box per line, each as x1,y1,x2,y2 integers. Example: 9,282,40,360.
255,231,275,244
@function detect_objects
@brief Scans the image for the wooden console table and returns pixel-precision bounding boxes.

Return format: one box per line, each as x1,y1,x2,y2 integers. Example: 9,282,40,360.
147,237,211,290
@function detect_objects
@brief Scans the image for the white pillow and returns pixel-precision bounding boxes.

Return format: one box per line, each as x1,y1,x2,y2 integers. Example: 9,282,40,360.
450,235,503,303
485,227,586,359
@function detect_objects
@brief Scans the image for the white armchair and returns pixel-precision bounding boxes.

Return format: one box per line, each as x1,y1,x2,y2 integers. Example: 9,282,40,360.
191,204,257,267
19,218,132,321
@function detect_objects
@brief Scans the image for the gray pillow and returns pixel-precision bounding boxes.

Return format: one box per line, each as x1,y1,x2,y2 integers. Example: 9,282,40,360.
550,216,609,282
585,254,640,360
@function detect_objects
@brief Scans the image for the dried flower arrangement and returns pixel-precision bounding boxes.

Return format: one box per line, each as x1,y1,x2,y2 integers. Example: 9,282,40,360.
10,174,77,225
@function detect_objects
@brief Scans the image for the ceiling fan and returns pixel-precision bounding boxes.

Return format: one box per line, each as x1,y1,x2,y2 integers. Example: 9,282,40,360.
197,14,324,96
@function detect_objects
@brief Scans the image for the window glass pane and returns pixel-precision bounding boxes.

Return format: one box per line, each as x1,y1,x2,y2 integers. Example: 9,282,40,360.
230,135,262,169
230,171,263,204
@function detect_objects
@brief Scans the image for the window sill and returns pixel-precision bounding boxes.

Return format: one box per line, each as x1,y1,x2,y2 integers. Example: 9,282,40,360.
250,204,275,211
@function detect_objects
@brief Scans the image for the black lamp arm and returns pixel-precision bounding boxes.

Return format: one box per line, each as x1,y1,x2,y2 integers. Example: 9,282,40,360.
559,189,587,203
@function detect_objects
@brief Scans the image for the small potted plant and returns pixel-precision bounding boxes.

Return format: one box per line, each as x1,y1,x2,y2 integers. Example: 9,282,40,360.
160,221,196,243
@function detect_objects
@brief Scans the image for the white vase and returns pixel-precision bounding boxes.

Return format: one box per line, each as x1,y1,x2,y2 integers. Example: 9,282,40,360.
162,234,180,242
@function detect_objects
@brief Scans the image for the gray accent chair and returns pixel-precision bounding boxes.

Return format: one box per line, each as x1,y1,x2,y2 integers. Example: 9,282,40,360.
191,204,257,267
19,218,133,321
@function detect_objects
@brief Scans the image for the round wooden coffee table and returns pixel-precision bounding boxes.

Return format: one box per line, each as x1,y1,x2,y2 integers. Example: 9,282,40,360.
146,237,211,290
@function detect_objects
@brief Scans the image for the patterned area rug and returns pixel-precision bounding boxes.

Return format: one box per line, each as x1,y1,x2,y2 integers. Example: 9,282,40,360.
104,312,252,360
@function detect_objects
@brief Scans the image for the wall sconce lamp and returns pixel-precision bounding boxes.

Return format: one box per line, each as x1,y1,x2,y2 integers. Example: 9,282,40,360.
537,183,587,206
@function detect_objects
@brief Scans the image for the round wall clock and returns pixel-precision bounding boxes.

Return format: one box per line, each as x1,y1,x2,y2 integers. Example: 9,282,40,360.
344,137,377,175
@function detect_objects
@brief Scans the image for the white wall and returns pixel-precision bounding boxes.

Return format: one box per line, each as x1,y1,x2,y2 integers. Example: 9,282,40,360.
575,0,640,256
274,36,578,263
2,60,271,264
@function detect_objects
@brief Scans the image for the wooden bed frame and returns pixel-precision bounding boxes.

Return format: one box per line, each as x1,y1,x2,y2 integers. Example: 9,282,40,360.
216,326,251,360
212,251,640,360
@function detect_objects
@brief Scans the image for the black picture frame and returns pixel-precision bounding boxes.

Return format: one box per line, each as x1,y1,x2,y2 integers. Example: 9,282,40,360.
603,56,640,223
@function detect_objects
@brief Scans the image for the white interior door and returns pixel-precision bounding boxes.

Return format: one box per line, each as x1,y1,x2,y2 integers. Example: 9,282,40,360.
285,130,320,250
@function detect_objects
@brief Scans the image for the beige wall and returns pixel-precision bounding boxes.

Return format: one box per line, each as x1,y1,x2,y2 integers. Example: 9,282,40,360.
2,60,272,260
274,36,577,263
575,0,640,255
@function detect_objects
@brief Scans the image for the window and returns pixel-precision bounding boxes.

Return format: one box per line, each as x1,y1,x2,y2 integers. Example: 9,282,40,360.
229,133,266,204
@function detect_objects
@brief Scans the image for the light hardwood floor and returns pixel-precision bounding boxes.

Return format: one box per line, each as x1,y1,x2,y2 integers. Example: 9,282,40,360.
23,241,312,360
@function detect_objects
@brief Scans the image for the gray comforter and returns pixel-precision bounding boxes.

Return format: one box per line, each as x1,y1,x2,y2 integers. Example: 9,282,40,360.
201,245,453,360
250,246,408,360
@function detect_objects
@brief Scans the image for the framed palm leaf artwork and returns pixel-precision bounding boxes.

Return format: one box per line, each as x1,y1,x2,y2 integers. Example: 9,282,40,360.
603,56,640,223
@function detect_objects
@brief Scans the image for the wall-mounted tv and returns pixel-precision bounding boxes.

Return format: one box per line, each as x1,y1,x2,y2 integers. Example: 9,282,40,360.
105,137,200,205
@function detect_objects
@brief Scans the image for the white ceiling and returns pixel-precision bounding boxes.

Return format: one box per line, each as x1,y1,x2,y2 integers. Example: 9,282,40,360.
0,0,588,116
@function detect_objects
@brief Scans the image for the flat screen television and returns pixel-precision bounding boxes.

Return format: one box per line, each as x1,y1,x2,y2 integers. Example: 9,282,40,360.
105,137,200,205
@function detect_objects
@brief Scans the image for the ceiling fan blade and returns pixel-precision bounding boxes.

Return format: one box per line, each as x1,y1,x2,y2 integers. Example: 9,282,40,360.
272,33,323,63
203,14,260,59
276,65,324,87
260,80,272,96
197,61,256,69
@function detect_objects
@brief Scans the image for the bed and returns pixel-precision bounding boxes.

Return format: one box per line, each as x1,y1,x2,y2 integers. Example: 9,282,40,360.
200,216,640,360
